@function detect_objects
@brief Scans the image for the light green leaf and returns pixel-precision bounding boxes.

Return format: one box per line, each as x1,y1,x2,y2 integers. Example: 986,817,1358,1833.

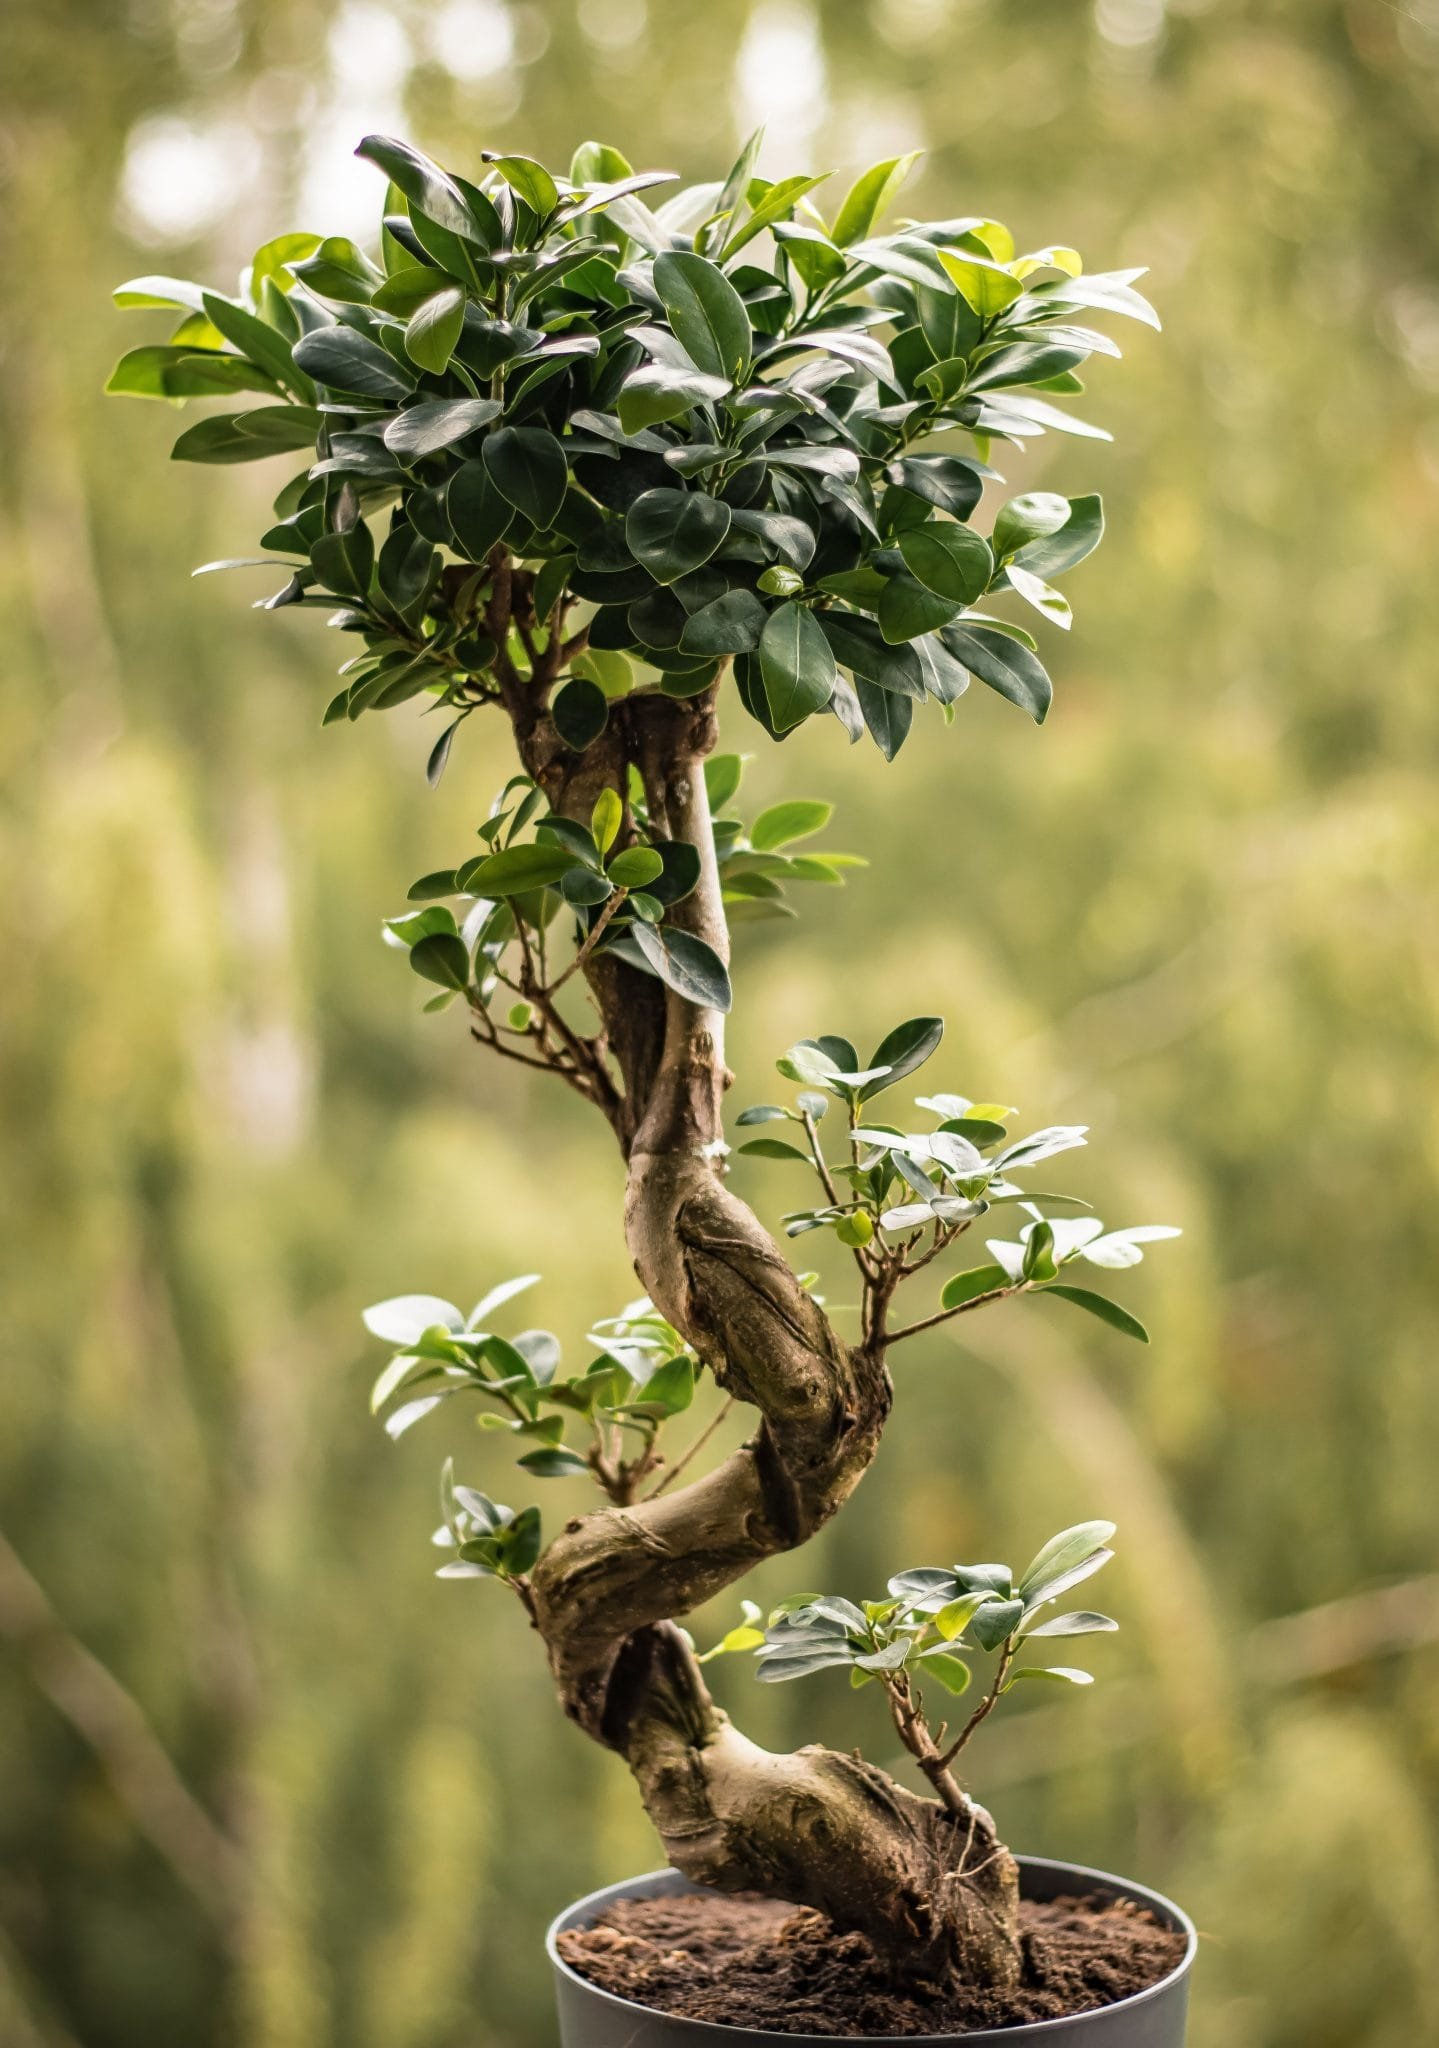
750,800,833,851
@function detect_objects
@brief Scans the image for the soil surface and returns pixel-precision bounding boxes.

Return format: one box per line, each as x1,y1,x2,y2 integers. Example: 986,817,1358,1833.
558,1888,1187,2036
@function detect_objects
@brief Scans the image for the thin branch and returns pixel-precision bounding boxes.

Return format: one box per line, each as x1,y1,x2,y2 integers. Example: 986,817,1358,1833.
939,1645,1014,1771
646,1396,736,1499
886,1284,1019,1348
547,887,628,996
800,1109,840,1206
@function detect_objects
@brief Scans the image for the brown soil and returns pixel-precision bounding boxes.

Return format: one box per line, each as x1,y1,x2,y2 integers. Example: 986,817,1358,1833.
558,1888,1186,2037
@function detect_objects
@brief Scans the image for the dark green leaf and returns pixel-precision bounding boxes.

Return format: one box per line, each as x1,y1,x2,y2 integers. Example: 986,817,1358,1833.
940,624,1053,723
758,602,836,733
1041,1285,1150,1342
551,678,609,752
898,521,995,605
855,676,912,759
409,932,471,990
357,133,489,242
879,573,960,644
859,1017,942,1102
969,1597,1025,1651
623,923,732,1012
679,589,767,656
447,459,516,562
617,364,731,433
483,427,568,529
292,324,415,399
738,1137,813,1162
625,489,732,585
384,397,500,461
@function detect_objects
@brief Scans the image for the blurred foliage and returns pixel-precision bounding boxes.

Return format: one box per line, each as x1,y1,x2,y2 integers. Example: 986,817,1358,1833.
1,1,1438,2044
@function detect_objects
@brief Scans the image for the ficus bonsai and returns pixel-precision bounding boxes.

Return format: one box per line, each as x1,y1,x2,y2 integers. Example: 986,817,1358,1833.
108,132,1175,1994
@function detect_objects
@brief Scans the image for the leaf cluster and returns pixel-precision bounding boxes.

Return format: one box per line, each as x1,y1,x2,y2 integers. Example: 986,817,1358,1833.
109,132,1154,763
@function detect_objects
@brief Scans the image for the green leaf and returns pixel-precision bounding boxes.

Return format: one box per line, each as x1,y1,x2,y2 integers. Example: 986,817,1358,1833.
517,1447,590,1479
467,844,578,895
969,1597,1025,1651
898,521,995,607
1012,495,1105,580
933,1592,991,1641
616,363,732,433
920,1652,972,1695
383,397,500,462
447,459,515,563
409,932,471,989
623,923,732,1012
633,1354,695,1416
879,573,960,645
606,846,664,889
759,602,836,733
107,345,279,401
936,250,1023,318
1017,1522,1117,1600
679,589,767,656
625,489,732,584
738,1138,813,1163
938,1263,1011,1311
484,152,559,218
751,800,833,852
1041,1284,1150,1343
404,284,465,372
705,754,744,811
940,624,1053,723
170,412,308,465
722,173,831,259
292,324,415,399
357,133,489,242
310,521,375,600
483,427,568,530
1024,1611,1118,1639
859,1017,943,1102
652,251,754,384
831,152,922,247
591,789,623,856
993,492,1071,559
551,678,609,752
199,292,308,398
855,676,912,760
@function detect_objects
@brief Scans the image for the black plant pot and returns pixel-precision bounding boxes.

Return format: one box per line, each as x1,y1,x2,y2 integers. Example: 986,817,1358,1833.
548,1856,1196,2046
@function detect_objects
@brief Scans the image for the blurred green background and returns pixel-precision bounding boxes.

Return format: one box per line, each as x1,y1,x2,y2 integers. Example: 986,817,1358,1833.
2,0,1438,2043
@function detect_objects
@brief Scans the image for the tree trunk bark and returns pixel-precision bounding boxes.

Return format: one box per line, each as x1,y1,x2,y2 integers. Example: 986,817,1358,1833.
517,683,1022,1989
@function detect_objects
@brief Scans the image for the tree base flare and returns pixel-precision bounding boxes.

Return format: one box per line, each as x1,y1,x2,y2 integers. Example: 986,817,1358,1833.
559,1888,1187,2035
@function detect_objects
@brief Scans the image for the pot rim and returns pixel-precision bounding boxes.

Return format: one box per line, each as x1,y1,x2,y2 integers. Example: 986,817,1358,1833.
546,1853,1198,2045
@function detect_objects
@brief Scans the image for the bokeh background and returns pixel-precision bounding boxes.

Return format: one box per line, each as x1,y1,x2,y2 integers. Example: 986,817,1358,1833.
3,0,1439,2042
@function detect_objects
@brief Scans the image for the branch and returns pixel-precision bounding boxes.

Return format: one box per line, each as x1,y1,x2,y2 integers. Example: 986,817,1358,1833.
886,1283,1019,1347
645,1394,735,1499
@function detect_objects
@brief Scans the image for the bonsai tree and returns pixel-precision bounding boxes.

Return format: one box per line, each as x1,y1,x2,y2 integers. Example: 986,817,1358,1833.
108,134,1174,1993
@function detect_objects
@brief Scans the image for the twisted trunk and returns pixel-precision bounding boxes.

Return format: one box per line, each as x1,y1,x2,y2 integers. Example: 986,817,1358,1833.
518,687,1021,1987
